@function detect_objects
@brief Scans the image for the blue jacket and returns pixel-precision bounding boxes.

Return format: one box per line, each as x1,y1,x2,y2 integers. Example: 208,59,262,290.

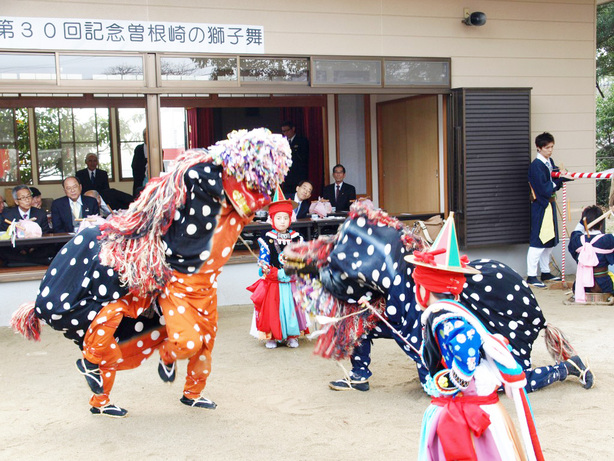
51,195,99,233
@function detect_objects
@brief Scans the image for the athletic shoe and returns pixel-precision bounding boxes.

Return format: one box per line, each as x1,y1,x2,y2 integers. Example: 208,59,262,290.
180,395,217,409
526,276,546,288
329,377,370,392
90,404,128,418
565,355,595,389
158,358,176,383
287,338,299,348
76,358,104,394
265,340,277,349
541,272,561,282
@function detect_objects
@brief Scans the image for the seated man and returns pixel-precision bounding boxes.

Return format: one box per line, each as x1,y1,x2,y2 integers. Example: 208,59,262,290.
568,205,614,302
292,180,313,219
0,185,53,266
322,164,356,212
51,177,99,233
0,185,50,234
75,153,110,193
29,187,43,209
84,190,112,218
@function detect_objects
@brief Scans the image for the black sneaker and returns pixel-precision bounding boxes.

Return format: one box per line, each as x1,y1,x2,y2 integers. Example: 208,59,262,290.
526,276,546,288
565,356,594,389
90,404,128,418
541,272,561,282
329,377,370,392
158,358,176,383
76,358,104,394
180,396,217,409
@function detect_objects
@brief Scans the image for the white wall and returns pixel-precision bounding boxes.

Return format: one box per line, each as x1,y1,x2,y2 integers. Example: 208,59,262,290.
0,262,259,326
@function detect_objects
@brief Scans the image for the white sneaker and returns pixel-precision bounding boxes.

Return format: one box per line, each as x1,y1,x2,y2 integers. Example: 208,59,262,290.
287,338,299,348
265,340,277,349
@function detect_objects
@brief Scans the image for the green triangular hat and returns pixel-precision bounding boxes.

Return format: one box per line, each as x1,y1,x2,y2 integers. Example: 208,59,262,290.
405,212,480,274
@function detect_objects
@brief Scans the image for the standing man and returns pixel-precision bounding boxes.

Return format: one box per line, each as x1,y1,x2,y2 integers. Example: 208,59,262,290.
51,177,99,233
322,164,356,212
526,132,573,287
281,121,309,196
75,153,110,193
132,128,148,197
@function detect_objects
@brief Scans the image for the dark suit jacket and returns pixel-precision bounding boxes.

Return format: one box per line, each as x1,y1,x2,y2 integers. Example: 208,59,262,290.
282,135,310,195
294,200,310,219
322,182,356,212
75,168,110,193
0,206,51,233
132,143,148,197
51,195,99,233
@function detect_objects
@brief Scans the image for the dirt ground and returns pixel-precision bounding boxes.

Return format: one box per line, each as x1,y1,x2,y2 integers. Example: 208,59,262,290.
1,286,613,460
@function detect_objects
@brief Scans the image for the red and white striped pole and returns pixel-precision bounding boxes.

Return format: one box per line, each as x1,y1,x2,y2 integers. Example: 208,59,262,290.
560,183,568,282
552,171,613,179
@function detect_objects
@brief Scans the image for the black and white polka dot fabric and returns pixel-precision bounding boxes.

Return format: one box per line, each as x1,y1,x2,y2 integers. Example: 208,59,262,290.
320,217,423,364
462,259,545,369
34,227,163,346
320,217,546,376
162,163,224,274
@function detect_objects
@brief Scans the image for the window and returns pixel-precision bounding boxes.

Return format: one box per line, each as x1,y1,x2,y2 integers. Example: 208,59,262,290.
117,108,146,179
312,58,381,86
59,55,144,81
160,57,237,81
384,59,450,87
35,108,111,182
0,53,56,81
240,58,309,83
0,108,31,184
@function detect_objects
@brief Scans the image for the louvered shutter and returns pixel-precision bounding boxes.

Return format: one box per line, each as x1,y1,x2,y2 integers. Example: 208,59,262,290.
450,88,531,247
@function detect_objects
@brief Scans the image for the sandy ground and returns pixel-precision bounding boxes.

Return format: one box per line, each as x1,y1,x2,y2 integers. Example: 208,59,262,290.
1,286,613,460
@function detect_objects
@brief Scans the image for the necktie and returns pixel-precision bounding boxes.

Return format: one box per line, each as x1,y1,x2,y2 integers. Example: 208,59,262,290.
335,185,340,201
70,200,81,219
91,171,95,183
22,213,27,220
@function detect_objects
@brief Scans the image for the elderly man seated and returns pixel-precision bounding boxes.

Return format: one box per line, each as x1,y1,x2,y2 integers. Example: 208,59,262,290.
0,185,50,234
84,190,112,218
0,185,53,266
51,177,99,233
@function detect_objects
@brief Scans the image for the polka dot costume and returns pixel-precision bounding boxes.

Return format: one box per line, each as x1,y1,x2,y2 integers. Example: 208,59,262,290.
34,227,164,347
33,161,253,407
462,259,545,369
317,216,547,385
320,217,424,367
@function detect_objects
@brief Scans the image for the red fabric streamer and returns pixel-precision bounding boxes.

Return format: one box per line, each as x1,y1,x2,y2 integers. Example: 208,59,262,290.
412,265,467,296
412,248,447,265
431,392,498,461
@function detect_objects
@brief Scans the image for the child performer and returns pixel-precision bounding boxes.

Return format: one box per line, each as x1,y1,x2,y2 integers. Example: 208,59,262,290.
406,214,544,461
248,187,306,349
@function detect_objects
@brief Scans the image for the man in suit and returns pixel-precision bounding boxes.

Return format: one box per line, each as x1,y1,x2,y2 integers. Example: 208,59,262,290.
76,153,133,210
0,185,53,266
322,164,356,212
132,128,148,197
51,176,99,233
281,121,310,197
0,185,51,234
292,180,313,219
526,132,573,288
75,153,110,193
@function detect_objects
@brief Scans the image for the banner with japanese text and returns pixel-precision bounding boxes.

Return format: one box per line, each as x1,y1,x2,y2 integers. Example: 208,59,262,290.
0,17,264,53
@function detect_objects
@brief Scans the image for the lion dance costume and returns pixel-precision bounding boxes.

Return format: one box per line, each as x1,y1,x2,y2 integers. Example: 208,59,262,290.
11,128,291,417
